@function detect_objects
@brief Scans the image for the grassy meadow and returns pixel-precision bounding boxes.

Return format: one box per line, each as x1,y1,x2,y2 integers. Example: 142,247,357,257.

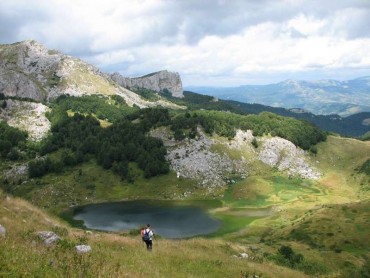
0,191,308,278
1,133,369,277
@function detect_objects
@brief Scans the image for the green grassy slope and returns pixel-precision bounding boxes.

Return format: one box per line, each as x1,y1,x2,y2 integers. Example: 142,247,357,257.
0,190,308,278
1,93,369,276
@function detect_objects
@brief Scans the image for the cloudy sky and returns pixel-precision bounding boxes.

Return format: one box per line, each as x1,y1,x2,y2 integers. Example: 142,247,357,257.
1,0,370,86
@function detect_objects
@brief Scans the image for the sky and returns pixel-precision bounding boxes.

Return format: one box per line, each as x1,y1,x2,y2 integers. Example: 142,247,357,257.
1,0,370,86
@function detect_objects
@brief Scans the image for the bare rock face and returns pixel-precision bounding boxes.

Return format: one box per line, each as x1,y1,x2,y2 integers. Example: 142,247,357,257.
258,137,320,179
0,40,61,101
111,70,184,98
0,99,51,141
154,128,319,189
157,128,245,188
166,136,233,188
0,40,185,110
0,40,118,101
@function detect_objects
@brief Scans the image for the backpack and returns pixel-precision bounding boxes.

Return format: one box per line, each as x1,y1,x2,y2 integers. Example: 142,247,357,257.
142,229,151,241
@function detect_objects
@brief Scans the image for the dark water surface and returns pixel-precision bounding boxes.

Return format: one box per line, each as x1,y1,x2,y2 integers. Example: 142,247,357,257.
73,200,221,239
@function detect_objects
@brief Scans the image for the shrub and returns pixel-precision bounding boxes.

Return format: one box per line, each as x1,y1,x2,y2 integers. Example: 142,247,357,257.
297,260,329,275
251,138,258,148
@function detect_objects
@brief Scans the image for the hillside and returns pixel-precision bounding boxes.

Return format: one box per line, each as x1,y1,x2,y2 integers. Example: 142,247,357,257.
187,77,370,116
166,91,370,137
0,40,369,277
1,127,369,276
0,40,183,110
0,191,310,277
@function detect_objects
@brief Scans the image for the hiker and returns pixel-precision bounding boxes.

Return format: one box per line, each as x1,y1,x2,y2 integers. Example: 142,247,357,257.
142,224,154,251
140,227,146,242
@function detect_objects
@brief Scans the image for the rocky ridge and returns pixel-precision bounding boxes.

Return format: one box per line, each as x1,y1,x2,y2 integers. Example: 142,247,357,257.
0,40,184,107
0,40,117,101
111,70,184,98
155,129,320,188
0,40,185,138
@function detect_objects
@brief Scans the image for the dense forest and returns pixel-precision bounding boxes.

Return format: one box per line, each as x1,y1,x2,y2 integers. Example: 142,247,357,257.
0,122,27,160
31,109,170,179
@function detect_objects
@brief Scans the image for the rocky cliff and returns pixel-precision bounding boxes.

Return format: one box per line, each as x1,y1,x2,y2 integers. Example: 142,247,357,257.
0,40,185,109
111,70,184,98
151,128,320,189
0,40,119,101
0,40,187,141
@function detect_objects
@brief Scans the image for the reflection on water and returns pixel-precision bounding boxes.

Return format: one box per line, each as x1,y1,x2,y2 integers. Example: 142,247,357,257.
73,200,221,239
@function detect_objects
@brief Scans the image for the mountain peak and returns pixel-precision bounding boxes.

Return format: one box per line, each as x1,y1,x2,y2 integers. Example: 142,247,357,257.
111,70,184,98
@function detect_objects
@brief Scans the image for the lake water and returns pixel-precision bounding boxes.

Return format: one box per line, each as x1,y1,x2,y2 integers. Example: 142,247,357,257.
73,200,221,239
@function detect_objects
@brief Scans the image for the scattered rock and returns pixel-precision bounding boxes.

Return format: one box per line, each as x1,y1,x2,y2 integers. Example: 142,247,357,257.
0,224,6,236
3,164,28,183
37,231,60,245
239,252,249,259
75,245,91,253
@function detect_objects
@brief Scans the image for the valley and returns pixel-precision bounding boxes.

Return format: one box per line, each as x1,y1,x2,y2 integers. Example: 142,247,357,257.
0,40,369,277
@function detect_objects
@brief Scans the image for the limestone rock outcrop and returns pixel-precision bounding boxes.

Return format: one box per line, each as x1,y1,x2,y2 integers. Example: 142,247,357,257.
0,40,185,110
153,128,247,189
111,70,184,98
0,99,51,141
154,127,320,189
0,40,116,101
258,137,320,179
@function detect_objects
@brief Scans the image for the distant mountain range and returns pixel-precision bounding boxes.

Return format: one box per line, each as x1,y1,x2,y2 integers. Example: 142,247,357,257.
169,91,369,137
1,40,368,138
187,77,370,116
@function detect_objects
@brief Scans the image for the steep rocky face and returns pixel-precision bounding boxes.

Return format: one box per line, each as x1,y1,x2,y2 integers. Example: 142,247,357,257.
0,40,185,110
111,70,184,98
258,137,320,179
151,128,319,188
0,40,57,101
0,40,117,101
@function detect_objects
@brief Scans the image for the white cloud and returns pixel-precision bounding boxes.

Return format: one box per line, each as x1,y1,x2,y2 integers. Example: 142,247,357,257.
0,0,369,85
287,14,325,36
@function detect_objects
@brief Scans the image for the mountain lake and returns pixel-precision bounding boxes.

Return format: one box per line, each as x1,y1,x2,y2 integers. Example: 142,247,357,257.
73,200,222,238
